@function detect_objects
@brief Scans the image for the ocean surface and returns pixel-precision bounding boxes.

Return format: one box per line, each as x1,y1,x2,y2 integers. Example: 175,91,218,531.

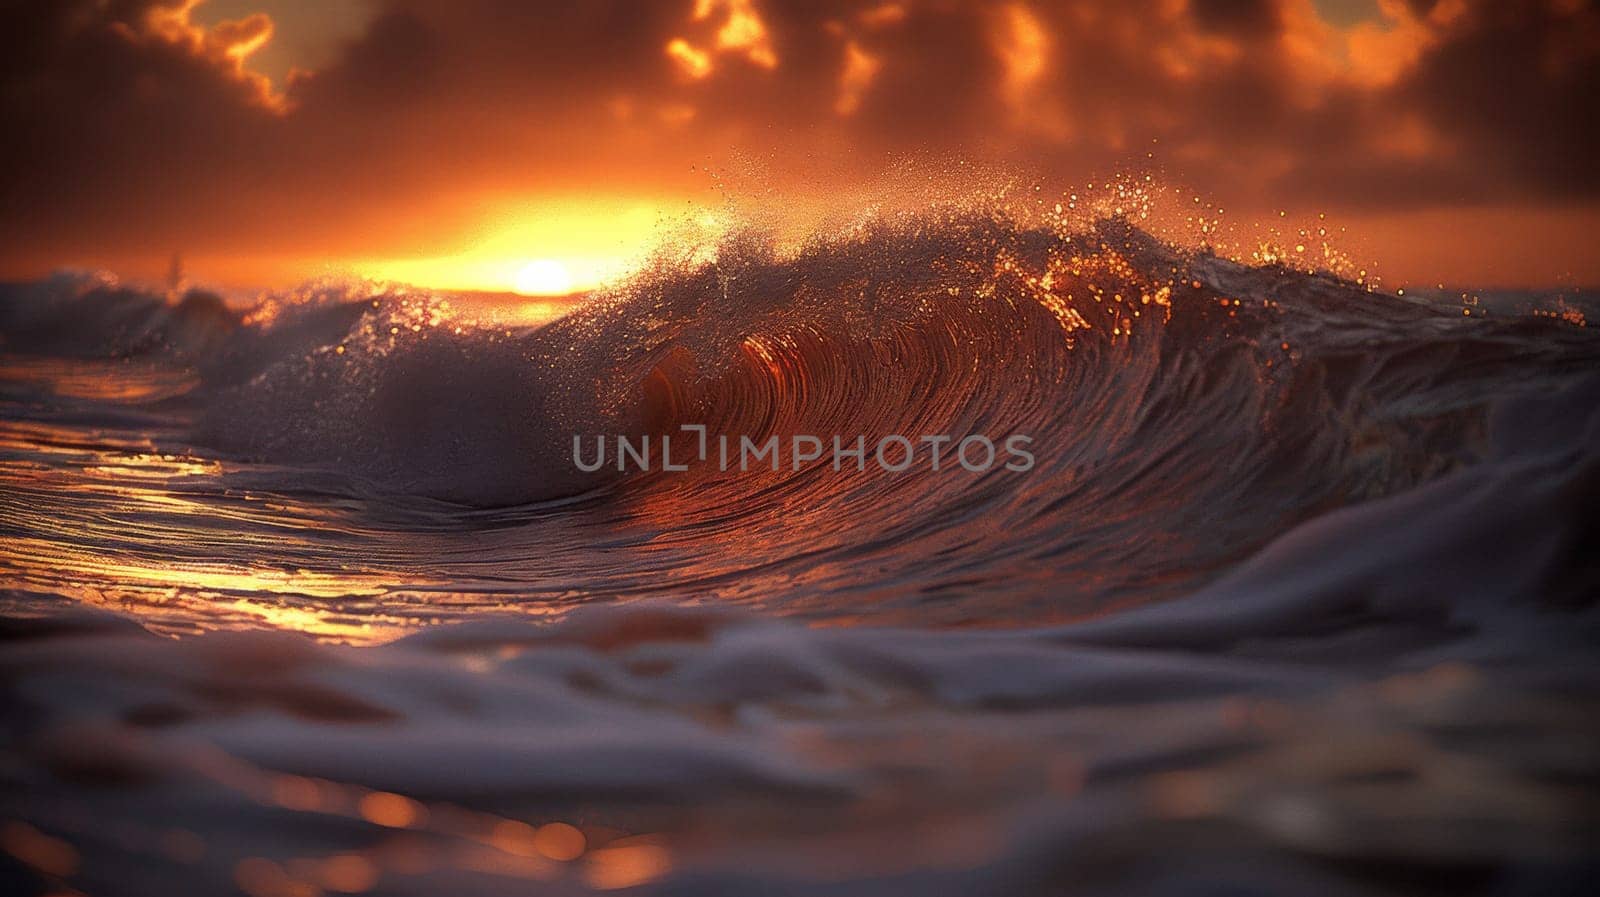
2,215,1598,895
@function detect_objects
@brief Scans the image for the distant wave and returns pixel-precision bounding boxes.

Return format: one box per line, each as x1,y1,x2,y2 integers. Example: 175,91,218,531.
4,215,1597,627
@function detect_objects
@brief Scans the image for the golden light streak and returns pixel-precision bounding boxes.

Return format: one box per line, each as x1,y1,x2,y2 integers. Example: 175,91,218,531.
358,792,426,829
583,840,672,890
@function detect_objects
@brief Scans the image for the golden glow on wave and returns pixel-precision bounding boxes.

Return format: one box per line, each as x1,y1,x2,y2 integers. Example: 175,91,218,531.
232,771,664,893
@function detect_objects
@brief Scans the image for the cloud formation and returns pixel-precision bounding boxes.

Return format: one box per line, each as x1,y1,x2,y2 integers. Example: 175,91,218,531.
1,0,1596,282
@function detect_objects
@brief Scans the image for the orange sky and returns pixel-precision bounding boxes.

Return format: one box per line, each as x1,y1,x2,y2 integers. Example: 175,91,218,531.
2,0,1597,292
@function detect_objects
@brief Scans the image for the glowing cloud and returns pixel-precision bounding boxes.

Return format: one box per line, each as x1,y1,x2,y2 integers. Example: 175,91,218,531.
835,40,882,116
666,37,713,79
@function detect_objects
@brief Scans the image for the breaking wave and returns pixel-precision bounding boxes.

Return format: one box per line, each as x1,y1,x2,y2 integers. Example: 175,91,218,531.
4,214,1596,626
3,210,1600,895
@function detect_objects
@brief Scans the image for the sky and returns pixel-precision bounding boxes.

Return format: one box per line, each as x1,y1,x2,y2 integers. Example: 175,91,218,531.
1,0,1596,293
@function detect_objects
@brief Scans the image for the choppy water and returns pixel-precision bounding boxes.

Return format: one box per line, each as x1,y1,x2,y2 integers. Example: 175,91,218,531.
1,214,1598,895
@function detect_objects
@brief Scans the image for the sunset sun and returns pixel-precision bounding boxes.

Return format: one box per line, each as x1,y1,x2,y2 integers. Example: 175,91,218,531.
513,258,575,295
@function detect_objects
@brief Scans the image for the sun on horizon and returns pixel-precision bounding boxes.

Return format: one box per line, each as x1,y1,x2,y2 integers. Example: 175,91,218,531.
513,259,576,296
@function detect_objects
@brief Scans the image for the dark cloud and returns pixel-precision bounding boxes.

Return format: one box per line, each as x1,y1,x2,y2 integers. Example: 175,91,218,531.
1399,0,1600,198
1190,0,1282,37
1,0,1596,274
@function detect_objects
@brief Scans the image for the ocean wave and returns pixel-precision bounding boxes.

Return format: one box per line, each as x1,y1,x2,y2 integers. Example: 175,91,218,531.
3,213,1600,895
3,214,1596,627
3,376,1596,892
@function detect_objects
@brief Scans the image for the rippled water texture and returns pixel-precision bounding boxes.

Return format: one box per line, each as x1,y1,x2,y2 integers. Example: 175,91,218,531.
2,215,1597,895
